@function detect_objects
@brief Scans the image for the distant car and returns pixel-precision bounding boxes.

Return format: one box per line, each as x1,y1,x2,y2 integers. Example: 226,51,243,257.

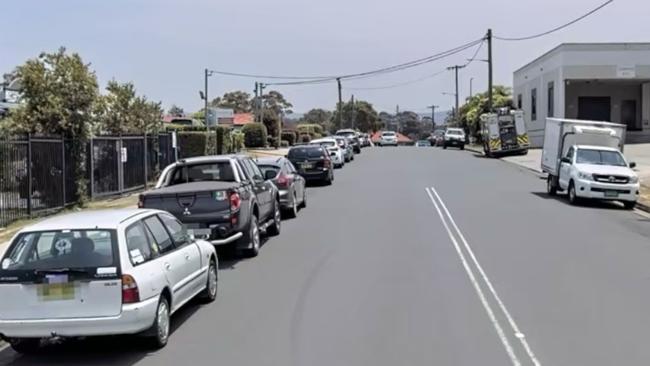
287,145,334,185
431,130,445,147
360,133,371,147
168,118,204,127
0,209,218,353
310,138,345,168
256,157,307,218
335,129,361,154
443,128,466,150
379,131,398,147
416,140,432,147
333,136,354,162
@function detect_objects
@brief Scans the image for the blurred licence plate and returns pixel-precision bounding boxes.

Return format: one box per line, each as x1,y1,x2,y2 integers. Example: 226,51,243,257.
302,163,314,169
38,274,75,301
605,190,619,198
189,228,212,238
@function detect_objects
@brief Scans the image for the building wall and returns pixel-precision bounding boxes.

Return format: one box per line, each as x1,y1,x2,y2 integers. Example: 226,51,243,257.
564,81,642,129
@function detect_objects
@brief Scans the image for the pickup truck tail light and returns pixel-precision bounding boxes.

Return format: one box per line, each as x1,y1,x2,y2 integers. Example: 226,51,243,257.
122,274,140,304
323,159,331,169
276,173,293,188
229,192,241,211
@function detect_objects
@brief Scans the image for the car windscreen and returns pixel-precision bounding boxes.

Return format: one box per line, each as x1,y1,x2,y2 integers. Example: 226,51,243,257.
1,230,117,272
313,141,336,148
447,130,464,135
288,147,325,159
169,162,236,185
576,149,627,167
258,165,281,178
382,133,396,137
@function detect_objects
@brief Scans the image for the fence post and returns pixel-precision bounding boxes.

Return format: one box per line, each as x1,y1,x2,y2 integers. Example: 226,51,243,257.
89,137,94,198
117,135,123,195
143,133,148,190
27,133,32,217
61,135,66,205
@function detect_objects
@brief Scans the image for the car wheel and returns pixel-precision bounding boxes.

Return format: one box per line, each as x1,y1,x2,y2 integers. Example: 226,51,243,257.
623,201,636,210
546,175,557,196
460,145,465,150
149,296,170,349
200,259,218,303
568,181,580,205
299,190,307,209
285,193,298,218
443,144,447,149
267,201,281,236
9,338,41,354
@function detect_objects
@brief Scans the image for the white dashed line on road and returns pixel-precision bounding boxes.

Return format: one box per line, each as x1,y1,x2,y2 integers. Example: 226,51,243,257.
425,186,541,366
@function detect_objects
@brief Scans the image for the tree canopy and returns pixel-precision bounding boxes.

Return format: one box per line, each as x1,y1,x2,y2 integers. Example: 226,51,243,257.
458,85,513,138
168,105,185,117
331,99,380,133
95,81,162,135
211,91,252,113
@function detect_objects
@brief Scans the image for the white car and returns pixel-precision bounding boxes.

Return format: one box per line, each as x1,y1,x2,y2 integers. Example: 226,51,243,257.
0,208,218,353
379,131,398,146
443,128,466,150
555,145,640,208
310,138,345,168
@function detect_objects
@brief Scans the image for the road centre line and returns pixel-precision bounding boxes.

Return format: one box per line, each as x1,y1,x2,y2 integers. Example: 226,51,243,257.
425,188,521,366
427,186,541,366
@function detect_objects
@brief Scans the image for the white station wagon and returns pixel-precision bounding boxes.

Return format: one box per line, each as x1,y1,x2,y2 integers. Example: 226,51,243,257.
0,209,218,353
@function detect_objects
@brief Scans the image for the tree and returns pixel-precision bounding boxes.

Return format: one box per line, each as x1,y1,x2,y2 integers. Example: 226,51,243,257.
211,91,252,113
331,99,380,133
397,111,423,139
302,108,333,132
9,47,99,202
261,90,293,116
168,105,185,117
458,85,513,139
95,80,163,135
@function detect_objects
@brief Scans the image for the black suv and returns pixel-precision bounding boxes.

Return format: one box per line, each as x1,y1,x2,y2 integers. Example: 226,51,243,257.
287,145,334,185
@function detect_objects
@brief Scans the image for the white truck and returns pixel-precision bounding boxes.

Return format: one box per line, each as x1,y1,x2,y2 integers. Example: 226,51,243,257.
480,109,529,157
542,118,640,209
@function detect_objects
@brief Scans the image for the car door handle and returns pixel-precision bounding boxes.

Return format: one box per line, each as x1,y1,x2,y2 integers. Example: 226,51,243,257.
184,253,191,261
164,262,171,271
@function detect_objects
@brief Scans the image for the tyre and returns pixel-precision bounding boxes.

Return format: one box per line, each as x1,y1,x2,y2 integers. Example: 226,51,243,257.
299,190,307,209
148,296,170,349
324,173,333,186
284,193,298,218
267,201,281,236
623,201,636,210
443,144,447,149
460,145,465,150
546,175,557,196
240,214,260,257
199,259,218,303
568,181,580,205
9,338,41,354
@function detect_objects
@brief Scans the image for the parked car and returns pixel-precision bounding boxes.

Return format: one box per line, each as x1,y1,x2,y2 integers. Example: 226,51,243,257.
416,140,432,147
287,145,334,185
140,155,281,257
0,208,218,353
335,129,361,153
430,130,445,147
310,138,345,168
256,157,307,218
333,136,354,162
360,133,371,147
443,128,466,150
379,131,398,147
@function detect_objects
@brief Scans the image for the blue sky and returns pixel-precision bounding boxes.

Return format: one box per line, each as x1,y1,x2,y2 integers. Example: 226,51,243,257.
2,0,648,115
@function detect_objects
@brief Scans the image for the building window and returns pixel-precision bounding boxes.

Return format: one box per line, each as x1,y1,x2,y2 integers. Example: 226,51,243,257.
547,82,554,117
531,88,537,121
517,94,522,109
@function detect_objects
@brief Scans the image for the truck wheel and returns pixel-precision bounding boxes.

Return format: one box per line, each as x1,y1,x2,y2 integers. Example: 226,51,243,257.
240,215,260,257
460,145,465,150
547,175,557,196
9,338,41,354
267,201,281,236
623,201,636,210
568,181,580,205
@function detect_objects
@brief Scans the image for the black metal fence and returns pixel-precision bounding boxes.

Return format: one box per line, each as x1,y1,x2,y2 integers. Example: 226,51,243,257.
0,133,176,227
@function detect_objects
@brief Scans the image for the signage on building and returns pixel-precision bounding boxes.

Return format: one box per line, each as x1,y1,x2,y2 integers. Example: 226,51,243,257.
206,108,234,126
616,65,636,78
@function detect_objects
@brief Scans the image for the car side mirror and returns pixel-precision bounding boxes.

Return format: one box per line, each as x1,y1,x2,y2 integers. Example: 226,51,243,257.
561,157,572,164
264,170,276,180
629,162,637,168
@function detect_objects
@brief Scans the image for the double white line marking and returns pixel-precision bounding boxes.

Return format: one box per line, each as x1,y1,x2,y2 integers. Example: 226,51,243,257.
425,186,541,366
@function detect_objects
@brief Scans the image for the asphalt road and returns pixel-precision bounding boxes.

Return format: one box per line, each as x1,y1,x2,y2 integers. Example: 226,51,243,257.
3,146,650,365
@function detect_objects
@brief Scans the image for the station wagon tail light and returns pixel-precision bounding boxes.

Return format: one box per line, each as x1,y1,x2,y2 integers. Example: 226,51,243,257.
276,173,293,188
122,274,140,304
229,192,241,212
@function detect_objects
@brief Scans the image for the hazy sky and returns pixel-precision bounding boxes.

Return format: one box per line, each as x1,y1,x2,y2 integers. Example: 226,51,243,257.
2,0,648,115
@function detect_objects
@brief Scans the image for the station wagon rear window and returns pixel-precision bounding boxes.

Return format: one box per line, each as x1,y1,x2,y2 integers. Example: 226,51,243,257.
1,230,117,272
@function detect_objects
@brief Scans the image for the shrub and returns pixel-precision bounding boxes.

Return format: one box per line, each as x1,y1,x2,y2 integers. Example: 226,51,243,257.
281,131,296,146
165,124,208,132
177,132,207,158
267,136,279,148
297,124,324,136
242,123,268,148
231,131,245,152
299,134,311,143
280,140,289,148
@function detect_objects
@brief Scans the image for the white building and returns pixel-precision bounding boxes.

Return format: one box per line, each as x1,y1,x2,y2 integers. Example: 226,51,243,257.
513,43,650,147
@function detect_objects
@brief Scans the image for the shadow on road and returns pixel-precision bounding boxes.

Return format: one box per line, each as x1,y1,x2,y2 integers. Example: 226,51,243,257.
0,299,204,366
531,191,629,210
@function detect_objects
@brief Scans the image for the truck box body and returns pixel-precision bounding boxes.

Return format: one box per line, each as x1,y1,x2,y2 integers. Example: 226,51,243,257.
541,118,626,176
481,110,529,155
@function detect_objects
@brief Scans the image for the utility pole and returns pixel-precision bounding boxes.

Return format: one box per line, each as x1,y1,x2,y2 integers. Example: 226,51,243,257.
204,68,209,131
447,65,466,123
254,82,259,122
487,28,493,113
350,94,355,129
470,77,474,98
259,83,266,123
337,78,342,129
427,105,439,130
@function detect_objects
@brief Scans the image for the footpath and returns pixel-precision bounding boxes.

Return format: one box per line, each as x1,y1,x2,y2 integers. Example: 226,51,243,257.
465,144,650,211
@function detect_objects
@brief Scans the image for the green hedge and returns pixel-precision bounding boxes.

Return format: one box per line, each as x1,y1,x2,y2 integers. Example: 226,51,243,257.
296,124,324,136
299,134,311,143
242,123,268,148
177,132,207,158
281,131,296,146
165,124,208,132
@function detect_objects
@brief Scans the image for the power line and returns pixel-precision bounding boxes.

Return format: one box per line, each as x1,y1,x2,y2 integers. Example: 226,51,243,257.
494,0,613,41
207,71,337,80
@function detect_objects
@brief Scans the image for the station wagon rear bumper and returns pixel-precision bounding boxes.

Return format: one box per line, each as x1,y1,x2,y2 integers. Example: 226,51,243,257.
0,296,158,338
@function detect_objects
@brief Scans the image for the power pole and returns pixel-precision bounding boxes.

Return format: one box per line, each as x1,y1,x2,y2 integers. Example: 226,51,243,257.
204,68,209,131
259,83,266,123
487,28,493,113
254,82,259,122
447,65,466,123
350,94,355,129
427,105,439,130
470,77,474,98
337,78,342,129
